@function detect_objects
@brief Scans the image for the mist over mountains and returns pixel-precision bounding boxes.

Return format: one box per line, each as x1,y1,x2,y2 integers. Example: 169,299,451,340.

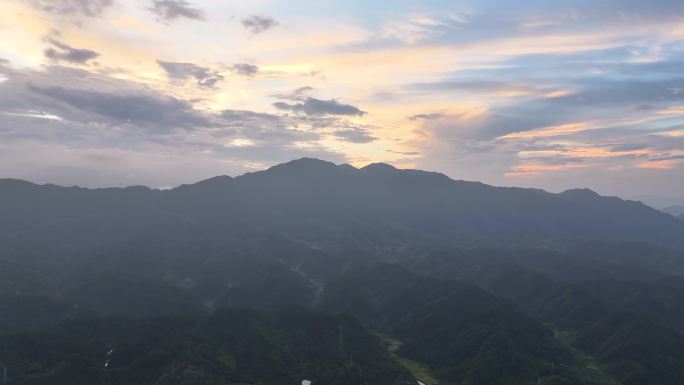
1,158,684,385
660,205,684,222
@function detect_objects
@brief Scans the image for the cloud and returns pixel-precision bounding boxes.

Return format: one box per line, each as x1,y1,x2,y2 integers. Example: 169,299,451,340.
241,15,278,34
217,109,377,147
0,61,348,187
408,113,444,121
27,83,210,131
271,87,315,101
0,64,217,152
230,63,259,77
157,60,223,87
28,0,114,17
636,159,681,170
149,0,204,21
218,109,324,144
388,149,420,156
273,98,366,116
219,109,284,129
43,37,99,64
411,72,684,142
409,79,546,96
345,0,684,54
652,154,684,161
333,128,376,143
504,162,588,177
408,54,684,192
8,0,684,197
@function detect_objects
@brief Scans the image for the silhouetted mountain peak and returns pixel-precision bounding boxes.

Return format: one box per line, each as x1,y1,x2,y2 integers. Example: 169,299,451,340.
252,158,338,178
359,162,397,174
195,175,234,185
275,157,337,170
234,158,344,187
0,178,38,188
337,163,357,172
124,185,152,192
403,169,452,186
174,175,233,193
559,188,601,201
0,179,43,197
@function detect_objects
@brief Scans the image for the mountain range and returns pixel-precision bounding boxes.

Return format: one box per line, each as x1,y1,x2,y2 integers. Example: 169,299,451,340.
1,158,684,385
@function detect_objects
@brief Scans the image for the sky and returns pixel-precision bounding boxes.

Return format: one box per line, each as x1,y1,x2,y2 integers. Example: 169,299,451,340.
1,0,683,204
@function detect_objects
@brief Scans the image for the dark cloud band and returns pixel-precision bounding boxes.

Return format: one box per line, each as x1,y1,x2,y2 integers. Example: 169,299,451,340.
241,15,278,34
157,60,223,88
28,0,114,17
273,98,366,117
44,38,99,64
149,0,204,21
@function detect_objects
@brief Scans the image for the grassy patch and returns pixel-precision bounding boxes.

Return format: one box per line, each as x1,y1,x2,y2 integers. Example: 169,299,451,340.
381,335,440,385
551,328,619,385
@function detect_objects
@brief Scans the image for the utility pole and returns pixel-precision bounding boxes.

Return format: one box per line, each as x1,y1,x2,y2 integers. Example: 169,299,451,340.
2,365,8,385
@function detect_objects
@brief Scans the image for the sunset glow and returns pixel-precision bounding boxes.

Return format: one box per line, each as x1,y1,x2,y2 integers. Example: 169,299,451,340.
1,0,683,200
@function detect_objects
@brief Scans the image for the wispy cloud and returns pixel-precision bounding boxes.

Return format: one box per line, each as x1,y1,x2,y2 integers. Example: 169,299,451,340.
333,128,376,143
273,98,366,116
157,60,223,87
230,63,259,77
241,15,278,34
149,0,204,21
637,159,681,169
28,0,114,17
408,113,444,121
43,34,99,64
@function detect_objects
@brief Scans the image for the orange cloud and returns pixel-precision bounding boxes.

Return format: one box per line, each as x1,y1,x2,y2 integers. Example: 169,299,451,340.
657,106,684,116
519,146,653,159
657,130,684,138
636,160,680,170
505,162,587,177
500,122,595,140
499,115,656,141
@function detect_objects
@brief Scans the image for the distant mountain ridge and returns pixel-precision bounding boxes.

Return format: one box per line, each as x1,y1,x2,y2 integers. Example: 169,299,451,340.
2,157,683,252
